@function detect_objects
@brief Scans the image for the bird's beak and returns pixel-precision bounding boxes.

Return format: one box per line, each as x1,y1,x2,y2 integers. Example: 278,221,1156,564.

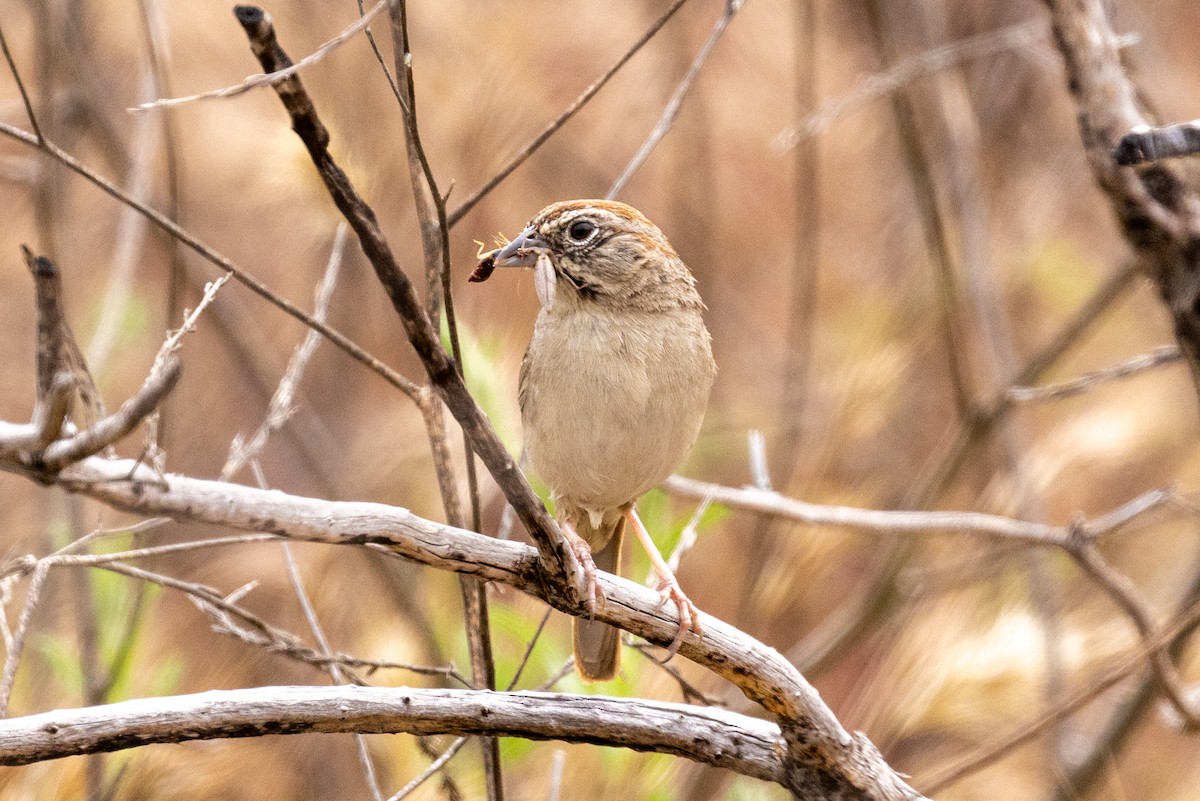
469,226,550,283
491,226,548,269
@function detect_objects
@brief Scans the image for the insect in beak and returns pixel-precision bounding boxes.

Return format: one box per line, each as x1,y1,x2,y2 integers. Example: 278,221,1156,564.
469,227,548,282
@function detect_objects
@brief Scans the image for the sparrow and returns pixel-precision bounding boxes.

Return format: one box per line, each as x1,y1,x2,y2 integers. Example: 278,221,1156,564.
474,199,716,681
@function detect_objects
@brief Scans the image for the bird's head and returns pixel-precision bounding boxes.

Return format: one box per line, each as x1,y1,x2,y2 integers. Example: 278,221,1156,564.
472,200,701,312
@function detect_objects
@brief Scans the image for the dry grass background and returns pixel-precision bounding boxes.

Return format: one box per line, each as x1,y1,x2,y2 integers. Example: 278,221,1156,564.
1,0,1200,798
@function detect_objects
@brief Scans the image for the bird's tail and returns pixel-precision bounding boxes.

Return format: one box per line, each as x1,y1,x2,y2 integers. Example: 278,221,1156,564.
572,515,624,681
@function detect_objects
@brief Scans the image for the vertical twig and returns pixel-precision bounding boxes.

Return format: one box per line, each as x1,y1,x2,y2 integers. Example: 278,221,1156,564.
738,0,821,626
873,0,1070,776
221,225,347,481
0,561,50,718
136,0,186,453
385,737,468,801
387,4,500,799
777,0,821,476
87,63,159,375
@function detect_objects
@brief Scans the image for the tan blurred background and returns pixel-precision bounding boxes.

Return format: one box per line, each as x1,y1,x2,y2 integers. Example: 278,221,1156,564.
1,0,1200,798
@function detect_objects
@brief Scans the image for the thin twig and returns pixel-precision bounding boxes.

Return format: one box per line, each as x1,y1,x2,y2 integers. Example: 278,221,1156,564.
0,121,424,403
607,0,743,199
505,607,553,692
775,19,1048,151
535,660,576,692
0,22,42,142
446,0,694,226
545,749,566,801
355,0,402,103
386,737,469,801
132,1,389,112
278,535,385,801
0,561,49,718
3,534,274,575
746,429,771,491
1006,345,1182,402
665,495,711,574
222,225,347,480
629,641,723,706
664,476,1183,545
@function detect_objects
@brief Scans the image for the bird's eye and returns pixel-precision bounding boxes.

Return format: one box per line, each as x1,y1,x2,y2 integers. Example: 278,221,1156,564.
567,219,597,242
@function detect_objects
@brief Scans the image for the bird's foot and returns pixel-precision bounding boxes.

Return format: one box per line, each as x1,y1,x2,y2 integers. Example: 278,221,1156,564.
626,508,703,662
560,519,604,617
654,570,703,661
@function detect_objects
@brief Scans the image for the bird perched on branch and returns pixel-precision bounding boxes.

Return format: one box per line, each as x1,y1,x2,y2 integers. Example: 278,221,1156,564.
473,199,716,681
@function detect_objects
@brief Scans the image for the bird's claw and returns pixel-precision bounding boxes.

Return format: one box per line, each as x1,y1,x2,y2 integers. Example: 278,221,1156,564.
561,521,604,617
655,573,702,662
574,538,605,617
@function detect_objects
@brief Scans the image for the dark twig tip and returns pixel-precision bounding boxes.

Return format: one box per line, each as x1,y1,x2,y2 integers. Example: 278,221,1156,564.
19,245,55,277
31,257,55,278
1112,136,1148,167
233,5,264,25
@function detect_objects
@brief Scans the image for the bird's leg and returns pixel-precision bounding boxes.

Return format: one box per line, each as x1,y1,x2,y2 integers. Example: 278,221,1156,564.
558,517,603,617
626,508,702,660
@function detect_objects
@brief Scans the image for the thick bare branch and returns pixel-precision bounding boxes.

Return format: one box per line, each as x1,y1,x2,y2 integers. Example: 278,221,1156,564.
0,449,922,800
0,685,784,781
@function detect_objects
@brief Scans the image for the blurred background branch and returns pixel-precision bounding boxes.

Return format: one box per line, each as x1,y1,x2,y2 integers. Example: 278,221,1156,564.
1,0,1199,799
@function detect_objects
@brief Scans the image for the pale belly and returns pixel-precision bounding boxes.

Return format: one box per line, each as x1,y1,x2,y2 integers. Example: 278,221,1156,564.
521,306,714,511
